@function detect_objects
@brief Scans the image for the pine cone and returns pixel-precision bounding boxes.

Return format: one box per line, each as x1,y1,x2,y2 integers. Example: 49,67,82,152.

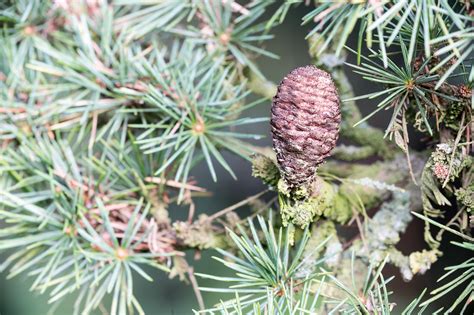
271,65,341,189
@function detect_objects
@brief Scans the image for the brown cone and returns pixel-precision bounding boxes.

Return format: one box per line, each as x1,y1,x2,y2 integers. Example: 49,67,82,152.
271,65,341,189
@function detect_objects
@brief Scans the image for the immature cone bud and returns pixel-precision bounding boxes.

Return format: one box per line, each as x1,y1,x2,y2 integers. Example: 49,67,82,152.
271,65,341,189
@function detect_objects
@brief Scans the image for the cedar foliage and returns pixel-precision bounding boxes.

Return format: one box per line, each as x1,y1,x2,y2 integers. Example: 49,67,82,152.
0,1,472,314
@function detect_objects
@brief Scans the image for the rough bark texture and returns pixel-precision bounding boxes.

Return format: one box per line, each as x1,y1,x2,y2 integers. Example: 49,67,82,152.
271,65,341,189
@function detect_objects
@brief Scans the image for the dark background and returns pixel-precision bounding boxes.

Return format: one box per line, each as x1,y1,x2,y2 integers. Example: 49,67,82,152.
0,5,470,315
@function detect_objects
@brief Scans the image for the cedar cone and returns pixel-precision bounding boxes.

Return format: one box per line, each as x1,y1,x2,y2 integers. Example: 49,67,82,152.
271,65,341,189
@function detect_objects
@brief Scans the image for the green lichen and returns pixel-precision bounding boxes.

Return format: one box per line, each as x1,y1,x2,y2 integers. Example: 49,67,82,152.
422,144,473,247
352,190,420,280
343,125,394,159
252,153,348,228
332,144,376,161
279,194,319,229
456,186,474,213
169,256,189,282
244,67,278,100
151,201,171,226
387,248,413,281
430,143,468,182
173,214,223,249
409,249,441,275
277,178,311,200
441,101,465,131
251,153,280,187
280,178,353,228
337,160,401,210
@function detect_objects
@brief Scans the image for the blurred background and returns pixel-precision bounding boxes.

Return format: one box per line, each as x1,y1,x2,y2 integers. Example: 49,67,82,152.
0,5,470,314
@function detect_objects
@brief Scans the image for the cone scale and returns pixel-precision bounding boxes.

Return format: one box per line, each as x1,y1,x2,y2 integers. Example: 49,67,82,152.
271,65,341,190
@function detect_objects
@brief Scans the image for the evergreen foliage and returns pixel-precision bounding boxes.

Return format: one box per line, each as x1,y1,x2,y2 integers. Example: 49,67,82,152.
0,1,472,314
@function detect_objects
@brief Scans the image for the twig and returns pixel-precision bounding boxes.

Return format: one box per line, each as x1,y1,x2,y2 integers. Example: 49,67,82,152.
188,267,205,311
236,196,278,224
244,67,277,100
402,113,418,185
436,207,466,242
145,177,207,192
442,113,466,188
221,0,250,15
187,201,196,224
0,107,26,113
206,189,269,222
354,214,368,252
